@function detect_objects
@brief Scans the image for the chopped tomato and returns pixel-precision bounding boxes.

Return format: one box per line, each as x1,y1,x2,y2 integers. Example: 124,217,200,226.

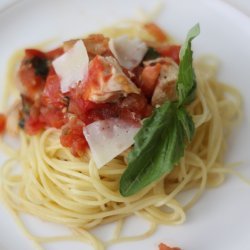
68,93,118,125
18,49,49,101
83,56,104,100
119,93,152,119
25,49,47,58
38,70,67,129
67,92,86,120
40,106,66,129
60,118,88,157
41,70,65,108
140,63,162,98
157,45,181,64
85,103,118,124
159,243,181,250
131,66,143,86
0,114,6,134
24,106,45,135
82,56,110,101
25,117,44,135
18,61,45,100
144,23,168,42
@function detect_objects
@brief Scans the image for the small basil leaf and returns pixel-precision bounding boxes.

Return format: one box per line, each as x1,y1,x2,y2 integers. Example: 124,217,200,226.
177,107,195,142
120,102,188,196
177,24,200,106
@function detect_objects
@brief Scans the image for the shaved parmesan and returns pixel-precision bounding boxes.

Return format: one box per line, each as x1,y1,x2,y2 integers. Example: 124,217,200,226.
109,36,147,70
83,118,140,168
52,40,89,93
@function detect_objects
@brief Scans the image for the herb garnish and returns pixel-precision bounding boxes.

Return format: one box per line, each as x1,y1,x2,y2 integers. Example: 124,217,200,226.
31,56,49,79
143,47,161,61
120,24,200,196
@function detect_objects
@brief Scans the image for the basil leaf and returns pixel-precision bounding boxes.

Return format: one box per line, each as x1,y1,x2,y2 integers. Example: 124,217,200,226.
177,23,200,106
120,101,195,196
177,107,195,142
119,24,199,197
18,118,25,129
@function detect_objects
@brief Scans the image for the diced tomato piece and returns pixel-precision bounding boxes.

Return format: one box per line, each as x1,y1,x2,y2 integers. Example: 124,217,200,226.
25,49,47,59
131,66,144,87
18,49,49,101
69,95,118,125
144,23,168,42
0,114,6,134
24,106,45,135
119,94,152,123
71,138,88,157
159,243,181,250
25,118,44,135
68,93,85,119
119,94,149,115
41,70,65,108
19,62,45,100
40,106,66,129
60,118,88,157
157,45,181,64
25,117,44,135
140,63,161,98
86,103,118,124
82,55,112,101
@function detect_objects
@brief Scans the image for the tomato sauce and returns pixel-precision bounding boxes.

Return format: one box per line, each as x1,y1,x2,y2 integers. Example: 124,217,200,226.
159,243,181,250
157,45,181,64
17,28,178,156
18,49,152,156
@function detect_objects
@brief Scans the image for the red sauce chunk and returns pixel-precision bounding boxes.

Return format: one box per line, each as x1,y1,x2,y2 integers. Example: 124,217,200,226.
0,114,6,134
159,243,181,250
60,117,88,157
157,45,181,64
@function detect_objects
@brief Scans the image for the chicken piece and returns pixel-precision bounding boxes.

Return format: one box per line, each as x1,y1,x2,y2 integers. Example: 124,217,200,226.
83,56,140,103
151,63,178,106
143,57,178,106
63,34,110,57
84,34,110,56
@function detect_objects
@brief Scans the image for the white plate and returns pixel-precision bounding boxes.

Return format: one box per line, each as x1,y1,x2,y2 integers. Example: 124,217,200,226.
0,0,250,250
